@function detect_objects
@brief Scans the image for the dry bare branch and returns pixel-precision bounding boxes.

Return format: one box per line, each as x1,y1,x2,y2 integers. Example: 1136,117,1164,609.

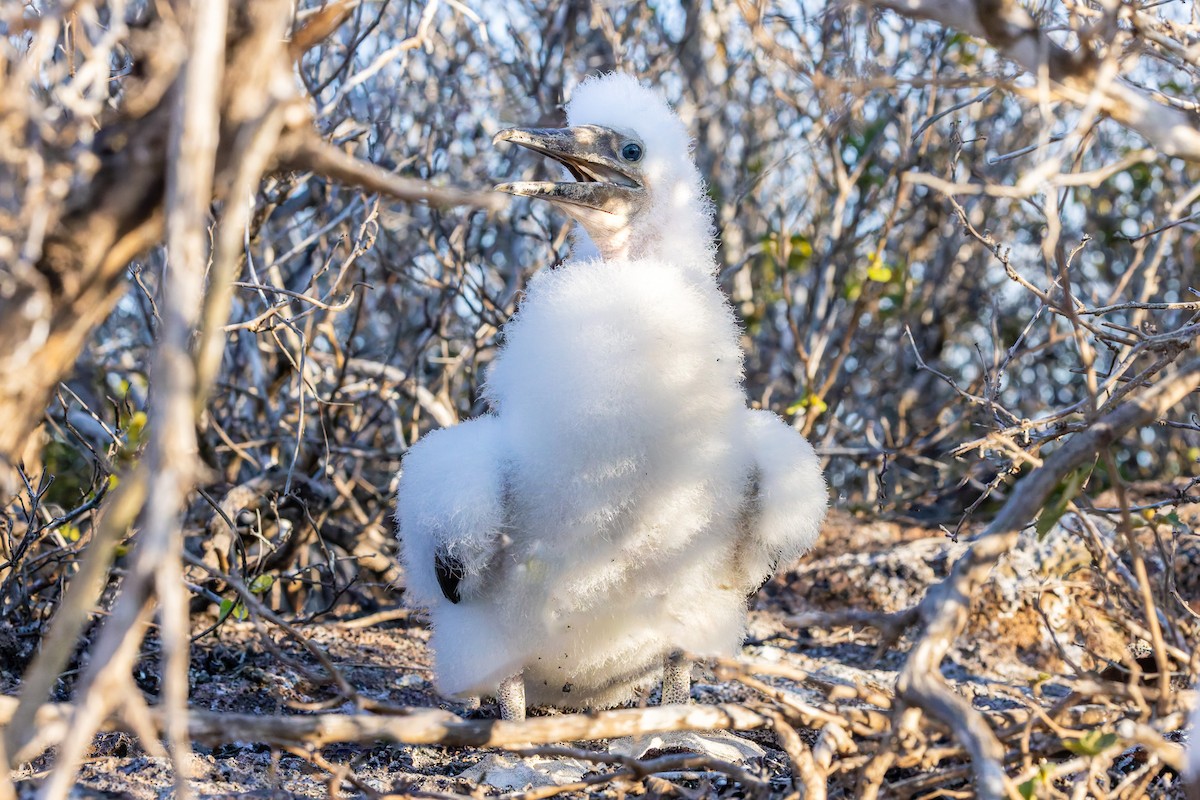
869,0,1200,160
0,694,773,750
275,129,505,211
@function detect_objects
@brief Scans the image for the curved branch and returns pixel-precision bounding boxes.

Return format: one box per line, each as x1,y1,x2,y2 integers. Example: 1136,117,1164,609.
289,0,361,60
274,129,505,211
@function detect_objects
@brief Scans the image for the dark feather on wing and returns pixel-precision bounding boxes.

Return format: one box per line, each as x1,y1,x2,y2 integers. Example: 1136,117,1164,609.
435,551,466,604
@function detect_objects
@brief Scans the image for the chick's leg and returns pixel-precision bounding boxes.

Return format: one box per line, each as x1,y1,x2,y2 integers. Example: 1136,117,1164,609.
498,672,526,721
661,651,691,705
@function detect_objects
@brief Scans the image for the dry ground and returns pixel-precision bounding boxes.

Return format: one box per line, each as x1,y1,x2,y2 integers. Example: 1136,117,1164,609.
3,508,1197,798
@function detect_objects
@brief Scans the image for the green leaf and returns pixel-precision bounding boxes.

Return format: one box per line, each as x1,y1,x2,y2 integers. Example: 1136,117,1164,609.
1035,464,1091,539
218,598,248,623
1062,730,1118,757
787,392,828,416
866,253,893,283
249,574,275,594
1035,501,1067,539
117,410,148,465
125,411,147,446
41,440,90,506
786,234,814,273
1017,763,1053,799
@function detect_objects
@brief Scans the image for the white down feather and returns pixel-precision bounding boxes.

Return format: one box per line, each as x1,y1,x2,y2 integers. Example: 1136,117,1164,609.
396,73,827,708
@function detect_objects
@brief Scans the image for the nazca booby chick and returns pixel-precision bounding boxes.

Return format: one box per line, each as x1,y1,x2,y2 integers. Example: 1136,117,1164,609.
396,73,827,720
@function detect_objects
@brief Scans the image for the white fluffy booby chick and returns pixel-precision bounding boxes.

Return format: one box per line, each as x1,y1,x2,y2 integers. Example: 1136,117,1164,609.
396,73,827,721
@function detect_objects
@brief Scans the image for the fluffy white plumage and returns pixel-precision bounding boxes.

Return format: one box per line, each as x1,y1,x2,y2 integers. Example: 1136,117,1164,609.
396,73,827,711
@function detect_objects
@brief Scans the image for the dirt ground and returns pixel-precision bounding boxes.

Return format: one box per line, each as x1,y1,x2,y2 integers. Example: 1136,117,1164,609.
4,509,1197,798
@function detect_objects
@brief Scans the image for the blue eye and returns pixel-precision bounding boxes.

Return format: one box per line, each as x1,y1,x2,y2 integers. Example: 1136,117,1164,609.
621,142,643,162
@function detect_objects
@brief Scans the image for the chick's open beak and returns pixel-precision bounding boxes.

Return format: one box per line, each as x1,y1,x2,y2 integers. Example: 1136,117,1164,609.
493,125,644,217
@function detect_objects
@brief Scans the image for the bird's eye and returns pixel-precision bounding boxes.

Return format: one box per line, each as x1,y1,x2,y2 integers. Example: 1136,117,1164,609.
621,142,643,162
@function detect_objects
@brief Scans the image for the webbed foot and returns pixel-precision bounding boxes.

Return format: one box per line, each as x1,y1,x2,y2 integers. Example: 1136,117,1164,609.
607,729,767,763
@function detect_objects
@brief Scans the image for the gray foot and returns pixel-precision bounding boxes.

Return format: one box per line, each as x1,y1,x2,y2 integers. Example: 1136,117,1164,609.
457,752,592,790
608,729,767,762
